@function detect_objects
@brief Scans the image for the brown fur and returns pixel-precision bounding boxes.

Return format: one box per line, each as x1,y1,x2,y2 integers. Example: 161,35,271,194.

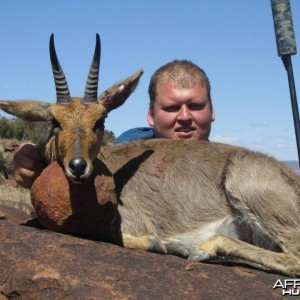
3,94,300,276
99,139,300,277
46,98,106,177
0,68,143,181
1,40,300,276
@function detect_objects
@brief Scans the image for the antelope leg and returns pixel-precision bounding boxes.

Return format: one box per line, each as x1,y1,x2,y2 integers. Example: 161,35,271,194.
122,233,167,254
188,235,300,277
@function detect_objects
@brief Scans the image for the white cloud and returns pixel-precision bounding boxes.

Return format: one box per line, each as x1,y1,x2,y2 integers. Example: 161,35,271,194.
276,143,286,149
211,135,240,145
210,132,298,161
250,120,269,127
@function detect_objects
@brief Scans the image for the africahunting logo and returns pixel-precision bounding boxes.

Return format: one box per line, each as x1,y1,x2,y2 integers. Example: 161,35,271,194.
273,279,300,296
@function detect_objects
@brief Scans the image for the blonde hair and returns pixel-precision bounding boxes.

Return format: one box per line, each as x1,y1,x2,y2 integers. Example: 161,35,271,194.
148,60,211,108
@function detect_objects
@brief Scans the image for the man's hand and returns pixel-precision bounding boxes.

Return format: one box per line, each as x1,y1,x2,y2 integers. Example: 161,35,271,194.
13,143,45,189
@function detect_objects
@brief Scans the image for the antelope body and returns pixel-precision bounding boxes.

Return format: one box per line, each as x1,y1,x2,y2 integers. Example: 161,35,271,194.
1,35,300,277
100,139,300,277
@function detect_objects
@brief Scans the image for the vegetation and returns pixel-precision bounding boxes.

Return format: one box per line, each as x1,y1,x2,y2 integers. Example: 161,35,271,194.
0,115,115,144
102,130,116,146
0,151,9,179
0,116,51,143
0,115,116,179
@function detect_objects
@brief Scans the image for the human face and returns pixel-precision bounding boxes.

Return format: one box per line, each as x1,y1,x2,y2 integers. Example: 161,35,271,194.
147,82,215,140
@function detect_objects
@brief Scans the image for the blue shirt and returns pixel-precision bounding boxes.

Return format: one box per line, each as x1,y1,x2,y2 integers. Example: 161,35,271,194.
115,127,155,144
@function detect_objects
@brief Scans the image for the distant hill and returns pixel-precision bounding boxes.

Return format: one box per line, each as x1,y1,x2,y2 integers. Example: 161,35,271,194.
282,161,300,175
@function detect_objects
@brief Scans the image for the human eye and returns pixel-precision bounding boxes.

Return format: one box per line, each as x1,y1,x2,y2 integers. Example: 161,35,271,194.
163,105,180,112
188,103,205,110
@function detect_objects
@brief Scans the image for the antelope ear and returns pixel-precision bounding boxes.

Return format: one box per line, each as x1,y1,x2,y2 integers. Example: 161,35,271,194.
0,100,52,122
98,68,144,113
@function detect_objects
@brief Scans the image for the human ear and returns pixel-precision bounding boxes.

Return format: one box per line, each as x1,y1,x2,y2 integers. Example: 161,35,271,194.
147,108,154,127
211,105,216,122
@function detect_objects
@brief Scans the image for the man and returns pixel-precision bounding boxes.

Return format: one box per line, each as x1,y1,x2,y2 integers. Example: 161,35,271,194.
14,60,215,188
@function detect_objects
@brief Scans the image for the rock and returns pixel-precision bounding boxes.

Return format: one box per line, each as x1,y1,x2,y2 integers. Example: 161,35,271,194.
3,143,19,153
0,220,288,299
3,161,288,298
0,204,34,224
30,160,122,244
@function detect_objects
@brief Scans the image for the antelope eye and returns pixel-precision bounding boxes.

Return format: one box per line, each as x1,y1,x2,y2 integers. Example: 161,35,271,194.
93,118,105,131
52,118,62,130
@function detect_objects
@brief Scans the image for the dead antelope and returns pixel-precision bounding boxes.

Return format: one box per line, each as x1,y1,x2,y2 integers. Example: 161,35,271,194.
0,34,144,181
1,35,300,278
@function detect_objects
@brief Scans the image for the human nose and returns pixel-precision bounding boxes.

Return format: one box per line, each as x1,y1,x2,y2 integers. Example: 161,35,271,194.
177,105,191,121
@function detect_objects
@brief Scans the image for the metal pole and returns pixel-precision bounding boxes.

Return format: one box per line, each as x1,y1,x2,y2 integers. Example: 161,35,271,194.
271,0,299,165
282,55,300,164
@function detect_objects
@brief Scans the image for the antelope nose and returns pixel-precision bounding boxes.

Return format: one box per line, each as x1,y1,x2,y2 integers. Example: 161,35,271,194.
69,157,88,179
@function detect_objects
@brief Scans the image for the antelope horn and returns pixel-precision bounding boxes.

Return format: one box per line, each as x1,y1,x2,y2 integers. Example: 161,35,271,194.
83,34,101,104
49,34,71,104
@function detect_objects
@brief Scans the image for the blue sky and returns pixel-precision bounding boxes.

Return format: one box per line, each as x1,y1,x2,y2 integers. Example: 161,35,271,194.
0,0,299,161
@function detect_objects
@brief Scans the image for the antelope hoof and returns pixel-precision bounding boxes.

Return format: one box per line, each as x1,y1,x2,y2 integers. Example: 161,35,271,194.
188,249,210,261
149,235,167,254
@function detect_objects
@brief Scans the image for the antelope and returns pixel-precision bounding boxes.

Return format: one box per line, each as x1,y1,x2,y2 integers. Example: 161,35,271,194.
1,35,300,278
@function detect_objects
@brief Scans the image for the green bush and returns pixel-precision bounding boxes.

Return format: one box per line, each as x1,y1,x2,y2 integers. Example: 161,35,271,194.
0,116,115,145
0,116,116,180
0,116,50,143
0,151,12,179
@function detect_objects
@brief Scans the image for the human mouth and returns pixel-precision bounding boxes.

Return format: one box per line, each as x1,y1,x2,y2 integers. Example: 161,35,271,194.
175,127,194,138
175,126,194,133
177,128,192,133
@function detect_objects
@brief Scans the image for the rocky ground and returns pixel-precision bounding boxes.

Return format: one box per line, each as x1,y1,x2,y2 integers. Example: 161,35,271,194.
0,139,294,299
0,211,289,299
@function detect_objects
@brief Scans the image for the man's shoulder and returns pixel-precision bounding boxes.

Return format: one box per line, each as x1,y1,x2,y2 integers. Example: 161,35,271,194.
115,127,155,144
